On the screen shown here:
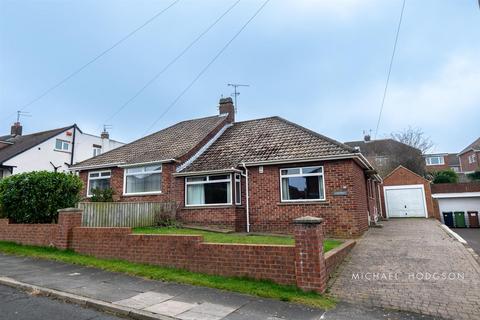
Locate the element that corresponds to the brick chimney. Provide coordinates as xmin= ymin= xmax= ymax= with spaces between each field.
xmin=10 ymin=122 xmax=22 ymax=136
xmin=219 ymin=97 xmax=235 ymax=123
xmin=100 ymin=130 xmax=109 ymax=139
xmin=364 ymin=134 xmax=371 ymax=142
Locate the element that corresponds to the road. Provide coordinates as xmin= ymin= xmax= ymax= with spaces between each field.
xmin=454 ymin=228 xmax=480 ymax=256
xmin=0 ymin=284 xmax=121 ymax=320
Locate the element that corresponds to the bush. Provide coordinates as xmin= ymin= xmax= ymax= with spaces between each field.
xmin=432 ymin=169 xmax=459 ymax=184
xmin=155 ymin=209 xmax=180 ymax=227
xmin=90 ymin=188 xmax=114 ymax=202
xmin=467 ymin=170 xmax=480 ymax=181
xmin=0 ymin=171 xmax=83 ymax=223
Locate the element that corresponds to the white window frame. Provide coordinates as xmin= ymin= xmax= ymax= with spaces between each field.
xmin=425 ymin=156 xmax=444 ymax=166
xmin=185 ymin=174 xmax=233 ymax=207
xmin=93 ymin=146 xmax=102 ymax=157
xmin=280 ymin=166 xmax=326 ymax=202
xmin=87 ymin=170 xmax=111 ymax=197
xmin=54 ymin=139 xmax=70 ymax=151
xmin=468 ymin=154 xmax=476 ymax=164
xmin=235 ymin=173 xmax=241 ymax=205
xmin=123 ymin=165 xmax=162 ymax=196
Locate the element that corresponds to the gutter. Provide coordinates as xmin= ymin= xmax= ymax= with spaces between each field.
xmin=173 ymin=167 xmax=242 ymax=177
xmin=69 ymin=162 xmax=126 ymax=171
xmin=118 ymin=159 xmax=177 ymax=168
xmin=241 ymin=162 xmax=250 ymax=233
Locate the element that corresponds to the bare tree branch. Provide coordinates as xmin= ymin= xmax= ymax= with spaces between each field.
xmin=390 ymin=126 xmax=434 ymax=154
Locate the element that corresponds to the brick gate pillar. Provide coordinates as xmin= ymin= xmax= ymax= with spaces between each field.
xmin=293 ymin=216 xmax=327 ymax=293
xmin=56 ymin=208 xmax=83 ymax=250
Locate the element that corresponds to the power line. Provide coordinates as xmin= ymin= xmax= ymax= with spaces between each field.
xmin=143 ymin=0 xmax=271 ymax=136
xmin=2 ymin=0 xmax=180 ymax=123
xmin=102 ymin=0 xmax=242 ymax=126
xmin=374 ymin=0 xmax=406 ymax=139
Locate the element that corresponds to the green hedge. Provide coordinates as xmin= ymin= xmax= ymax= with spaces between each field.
xmin=0 ymin=171 xmax=83 ymax=223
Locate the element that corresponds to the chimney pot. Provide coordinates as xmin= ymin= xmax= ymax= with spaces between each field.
xmin=11 ymin=122 xmax=22 ymax=136
xmin=101 ymin=131 xmax=109 ymax=139
xmin=218 ymin=97 xmax=235 ymax=123
xmin=364 ymin=134 xmax=371 ymax=142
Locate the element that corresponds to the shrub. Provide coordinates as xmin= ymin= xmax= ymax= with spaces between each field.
xmin=90 ymin=188 xmax=114 ymax=202
xmin=432 ymin=169 xmax=459 ymax=184
xmin=154 ymin=209 xmax=180 ymax=227
xmin=467 ymin=170 xmax=480 ymax=181
xmin=0 ymin=171 xmax=83 ymax=223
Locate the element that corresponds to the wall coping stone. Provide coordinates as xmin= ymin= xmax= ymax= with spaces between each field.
xmin=57 ymin=208 xmax=83 ymax=213
xmin=293 ymin=216 xmax=324 ymax=225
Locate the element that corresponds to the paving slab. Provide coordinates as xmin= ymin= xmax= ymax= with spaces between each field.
xmin=145 ymin=300 xmax=197 ymax=316
xmin=113 ymin=291 xmax=173 ymax=309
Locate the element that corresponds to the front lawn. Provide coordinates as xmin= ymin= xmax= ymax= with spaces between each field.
xmin=0 ymin=241 xmax=336 ymax=309
xmin=133 ymin=227 xmax=342 ymax=252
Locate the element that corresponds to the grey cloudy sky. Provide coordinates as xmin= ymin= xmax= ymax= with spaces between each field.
xmin=1 ymin=0 xmax=479 ymax=152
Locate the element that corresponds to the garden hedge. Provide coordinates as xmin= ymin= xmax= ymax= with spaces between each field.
xmin=0 ymin=171 xmax=83 ymax=223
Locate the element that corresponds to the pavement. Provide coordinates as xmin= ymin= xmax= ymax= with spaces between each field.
xmin=0 ymin=283 xmax=121 ymax=320
xmin=329 ymin=219 xmax=480 ymax=320
xmin=0 ymin=253 xmax=441 ymax=320
xmin=453 ymin=228 xmax=480 ymax=256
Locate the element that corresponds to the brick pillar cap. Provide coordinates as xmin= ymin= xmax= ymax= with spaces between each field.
xmin=293 ymin=216 xmax=323 ymax=225
xmin=57 ymin=208 xmax=82 ymax=213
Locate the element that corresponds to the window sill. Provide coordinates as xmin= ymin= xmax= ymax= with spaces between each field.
xmin=53 ymin=149 xmax=71 ymax=154
xmin=183 ymin=205 xmax=234 ymax=210
xmin=122 ymin=192 xmax=162 ymax=197
xmin=276 ymin=200 xmax=330 ymax=206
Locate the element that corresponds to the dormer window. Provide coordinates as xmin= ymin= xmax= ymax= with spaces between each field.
xmin=425 ymin=156 xmax=444 ymax=166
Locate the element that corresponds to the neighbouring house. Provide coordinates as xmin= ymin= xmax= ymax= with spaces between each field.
xmin=458 ymin=137 xmax=480 ymax=174
xmin=345 ymin=136 xmax=425 ymax=178
xmin=0 ymin=122 xmax=124 ymax=178
xmin=424 ymin=153 xmax=461 ymax=173
xmin=70 ymin=97 xmax=382 ymax=238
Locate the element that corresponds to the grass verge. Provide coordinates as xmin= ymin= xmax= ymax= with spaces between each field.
xmin=133 ymin=227 xmax=343 ymax=252
xmin=0 ymin=241 xmax=336 ymax=309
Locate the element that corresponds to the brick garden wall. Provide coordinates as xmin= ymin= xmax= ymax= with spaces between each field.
xmin=0 ymin=210 xmax=355 ymax=293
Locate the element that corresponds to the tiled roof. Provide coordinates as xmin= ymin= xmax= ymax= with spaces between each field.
xmin=181 ymin=116 xmax=356 ymax=172
xmin=71 ymin=115 xmax=227 ymax=169
xmin=459 ymin=137 xmax=480 ymax=155
xmin=344 ymin=139 xmax=421 ymax=157
xmin=0 ymin=126 xmax=73 ymax=164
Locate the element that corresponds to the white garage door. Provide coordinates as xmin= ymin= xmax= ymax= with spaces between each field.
xmin=384 ymin=185 xmax=427 ymax=218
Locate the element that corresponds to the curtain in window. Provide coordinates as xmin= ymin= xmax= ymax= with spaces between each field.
xmin=281 ymin=178 xmax=290 ymax=200
xmin=187 ymin=184 xmax=205 ymax=205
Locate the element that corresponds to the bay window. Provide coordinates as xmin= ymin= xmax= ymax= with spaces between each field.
xmin=280 ymin=166 xmax=325 ymax=201
xmin=186 ymin=174 xmax=232 ymax=206
xmin=124 ymin=165 xmax=162 ymax=195
xmin=87 ymin=171 xmax=111 ymax=196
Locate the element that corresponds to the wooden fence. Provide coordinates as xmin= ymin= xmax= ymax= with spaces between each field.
xmin=78 ymin=202 xmax=176 ymax=227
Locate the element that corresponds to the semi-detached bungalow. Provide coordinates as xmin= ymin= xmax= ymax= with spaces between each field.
xmin=71 ymin=98 xmax=382 ymax=238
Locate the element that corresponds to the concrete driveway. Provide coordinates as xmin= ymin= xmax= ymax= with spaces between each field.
xmin=329 ymin=219 xmax=480 ymax=320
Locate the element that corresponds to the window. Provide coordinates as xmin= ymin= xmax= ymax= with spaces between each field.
xmin=186 ymin=174 xmax=232 ymax=206
xmin=87 ymin=171 xmax=111 ymax=196
xmin=93 ymin=145 xmax=102 ymax=157
xmin=235 ymin=173 xmax=241 ymax=205
xmin=425 ymin=156 xmax=444 ymax=165
xmin=375 ymin=156 xmax=388 ymax=166
xmin=55 ymin=139 xmax=70 ymax=151
xmin=468 ymin=154 xmax=477 ymax=164
xmin=124 ymin=165 xmax=162 ymax=195
xmin=280 ymin=166 xmax=325 ymax=202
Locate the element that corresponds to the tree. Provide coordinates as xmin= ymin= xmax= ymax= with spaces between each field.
xmin=391 ymin=126 xmax=434 ymax=154
xmin=432 ymin=169 xmax=459 ymax=184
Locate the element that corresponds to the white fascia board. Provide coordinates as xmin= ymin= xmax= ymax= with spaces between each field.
xmin=174 ymin=167 xmax=241 ymax=177
xmin=118 ymin=159 xmax=176 ymax=168
xmin=432 ymin=192 xmax=480 ymax=199
xmin=69 ymin=162 xmax=125 ymax=171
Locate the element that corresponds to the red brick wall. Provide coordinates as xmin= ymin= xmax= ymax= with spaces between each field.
xmin=246 ymin=160 xmax=369 ymax=238
xmin=0 ymin=211 xmax=357 ymax=293
xmin=325 ymin=240 xmax=356 ymax=276
xmin=459 ymin=150 xmax=480 ymax=173
xmin=381 ymin=166 xmax=436 ymax=219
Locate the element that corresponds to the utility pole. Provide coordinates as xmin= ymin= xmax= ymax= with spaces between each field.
xmin=227 ymin=83 xmax=249 ymax=112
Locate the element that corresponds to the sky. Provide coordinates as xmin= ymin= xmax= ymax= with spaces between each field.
xmin=1 ymin=0 xmax=479 ymax=153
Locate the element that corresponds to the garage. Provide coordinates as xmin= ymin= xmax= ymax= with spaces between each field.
xmin=384 ymin=185 xmax=428 ymax=218
xmin=432 ymin=192 xmax=480 ymax=228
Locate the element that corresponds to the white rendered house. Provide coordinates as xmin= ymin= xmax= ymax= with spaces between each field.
xmin=0 ymin=122 xmax=124 ymax=178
